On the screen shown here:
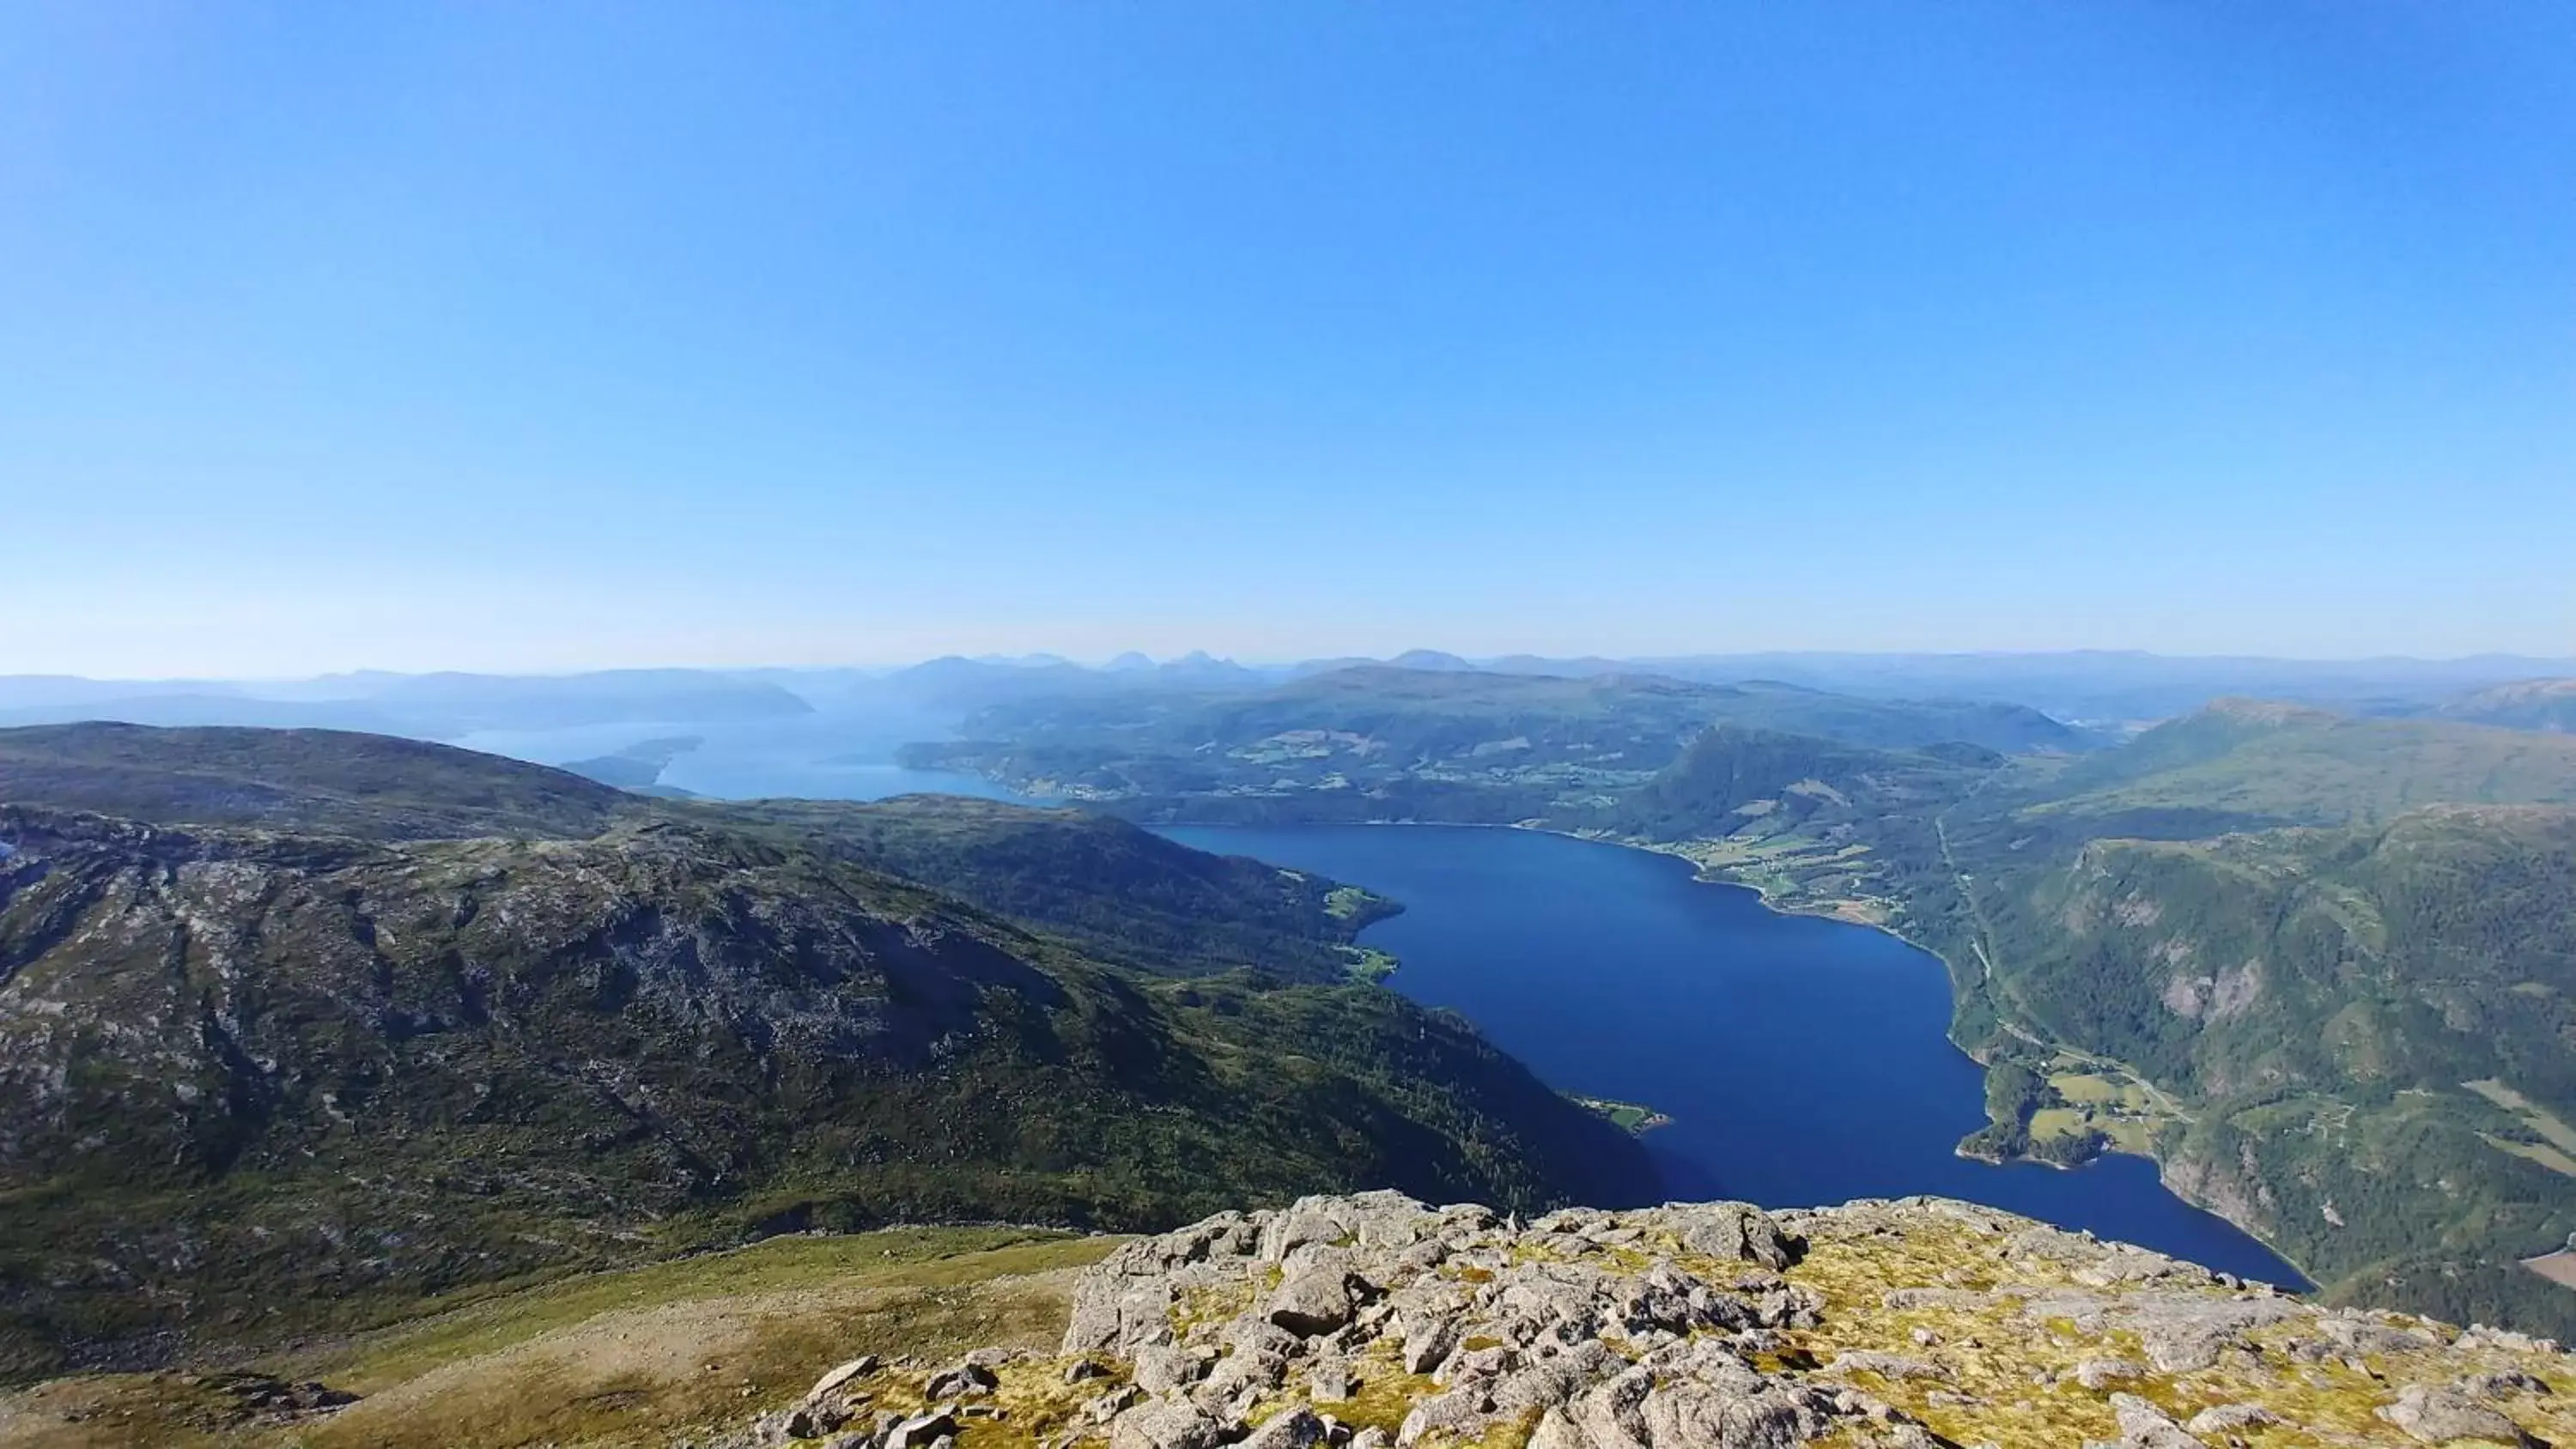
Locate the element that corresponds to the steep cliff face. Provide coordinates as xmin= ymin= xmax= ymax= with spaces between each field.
xmin=0 ymin=808 xmax=1652 ymax=1378
xmin=729 ymin=1192 xmax=2575 ymax=1449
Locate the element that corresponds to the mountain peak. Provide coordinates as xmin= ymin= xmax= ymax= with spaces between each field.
xmin=723 ymin=1191 xmax=2576 ymax=1449
xmin=1388 ymin=648 xmax=1475 ymax=671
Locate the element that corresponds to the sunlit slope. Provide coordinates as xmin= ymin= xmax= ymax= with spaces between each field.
xmin=0 ymin=730 xmax=1650 ymax=1378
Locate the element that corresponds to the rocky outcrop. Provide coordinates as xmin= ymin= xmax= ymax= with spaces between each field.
xmin=0 ymin=803 xmax=1650 ymax=1376
xmin=720 ymin=1191 xmax=2576 ymax=1449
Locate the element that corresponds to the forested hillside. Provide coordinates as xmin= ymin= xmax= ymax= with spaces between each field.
xmin=901 ymin=664 xmax=2091 ymax=815
xmin=708 ymin=793 xmax=1400 ymax=982
xmin=908 ymin=683 xmax=2576 ymax=1337
xmin=1919 ymin=712 xmax=2576 ymax=1336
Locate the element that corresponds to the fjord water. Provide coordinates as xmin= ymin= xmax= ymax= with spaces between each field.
xmin=450 ymin=722 xmax=2298 ymax=1283
xmin=451 ymin=717 xmax=1025 ymax=802
xmin=1162 ymin=822 xmax=2306 ymax=1287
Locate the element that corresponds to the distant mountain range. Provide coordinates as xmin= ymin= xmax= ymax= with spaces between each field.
xmin=0 ymin=669 xmax=813 ymax=737
xmin=858 ymin=650 xmax=2576 ymax=726
xmin=11 ymin=652 xmax=2575 ymax=744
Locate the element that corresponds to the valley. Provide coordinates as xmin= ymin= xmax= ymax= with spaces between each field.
xmin=8 ymin=658 xmax=2576 ymax=1439
xmin=901 ymin=665 xmax=2576 ymax=1339
xmin=23 ymin=6 xmax=2573 ymax=1440
xmin=0 ymin=725 xmax=1654 ymax=1379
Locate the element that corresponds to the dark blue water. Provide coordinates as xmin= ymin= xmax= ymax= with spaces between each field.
xmin=444 ymin=717 xmax=2300 ymax=1284
xmin=1161 ymin=822 xmax=2306 ymax=1287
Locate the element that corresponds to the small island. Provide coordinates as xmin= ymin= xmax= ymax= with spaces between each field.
xmin=1569 ymin=1094 xmax=1673 ymax=1136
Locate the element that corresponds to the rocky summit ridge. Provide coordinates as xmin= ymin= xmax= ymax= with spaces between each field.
xmin=725 ymin=1192 xmax=2574 ymax=1449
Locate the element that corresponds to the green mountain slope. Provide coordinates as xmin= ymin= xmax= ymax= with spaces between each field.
xmin=1899 ymin=709 xmax=2576 ymax=1335
xmin=0 ymin=723 xmax=639 ymax=840
xmin=2427 ymin=677 xmax=2576 ymax=734
xmin=1964 ymin=804 xmax=2576 ymax=1336
xmin=708 ymin=794 xmax=1398 ymax=982
xmin=902 ymin=664 xmax=2087 ymax=822
xmin=1623 ymin=707 xmax=2576 ymax=1334
xmin=0 ymin=733 xmax=1653 ymax=1379
xmin=2021 ymin=700 xmax=2576 ymax=830
xmin=894 ymin=680 xmax=2576 ymax=1337
xmin=1567 ymin=725 xmax=1996 ymax=925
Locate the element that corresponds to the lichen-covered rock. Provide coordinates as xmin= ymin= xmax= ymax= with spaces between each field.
xmin=1109 ymin=1398 xmax=1227 ymax=1449
xmin=2377 ymin=1383 xmax=2538 ymax=1445
xmin=1269 ymin=1270 xmax=1361 ymax=1337
xmin=2102 ymin=1392 xmax=2206 ymax=1448
xmin=2182 ymin=1401 xmax=2277 ymax=1435
xmin=727 ymin=1192 xmax=2576 ymax=1449
xmin=924 ymin=1361 xmax=997 ymax=1399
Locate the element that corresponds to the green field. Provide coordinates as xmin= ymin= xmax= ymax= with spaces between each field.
xmin=1567 ymin=1094 xmax=1672 ymax=1135
xmin=0 ymin=1228 xmax=1120 ymax=1449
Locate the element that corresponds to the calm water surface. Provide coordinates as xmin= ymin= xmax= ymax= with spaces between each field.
xmin=456 ymin=721 xmax=2299 ymax=1283
xmin=1162 ymin=822 xmax=2306 ymax=1287
xmin=453 ymin=715 xmax=1026 ymax=803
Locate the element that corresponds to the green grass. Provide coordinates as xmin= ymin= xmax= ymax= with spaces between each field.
xmin=2027 ymin=708 xmax=2576 ymax=828
xmin=1342 ymin=945 xmax=1400 ymax=981
xmin=285 ymin=1227 xmax=1090 ymax=1392
xmin=0 ymin=1230 xmax=1123 ymax=1449
xmin=2466 ymin=1079 xmax=2576 ymax=1158
xmin=1565 ymin=1094 xmax=1669 ymax=1135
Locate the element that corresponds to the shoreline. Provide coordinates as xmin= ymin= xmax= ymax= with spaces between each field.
xmin=1566 ymin=1094 xmax=1675 ymax=1137
xmin=1520 ymin=820 xmax=2323 ymax=1292
xmin=925 ymin=777 xmax=2322 ymax=1294
xmin=1146 ymin=808 xmax=2324 ymax=1293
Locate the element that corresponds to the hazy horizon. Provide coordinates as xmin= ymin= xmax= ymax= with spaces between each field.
xmin=8 ymin=4 xmax=2572 ymax=676
xmin=14 ymin=643 xmax=2576 ymax=689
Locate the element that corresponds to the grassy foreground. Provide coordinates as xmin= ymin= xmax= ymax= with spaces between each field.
xmin=0 ymin=1229 xmax=1121 ymax=1449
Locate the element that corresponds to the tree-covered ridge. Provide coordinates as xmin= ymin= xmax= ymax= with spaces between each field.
xmin=1920 ymin=712 xmax=2576 ymax=1337
xmin=1937 ymin=803 xmax=2576 ymax=1337
xmin=705 ymin=793 xmax=1400 ymax=983
xmin=1821 ymin=712 xmax=2576 ymax=1337
xmin=905 ymin=685 xmax=2576 ymax=1337
xmin=900 ymin=664 xmax=2092 ymax=812
xmin=0 ymin=735 xmax=1654 ymax=1379
xmin=2016 ymin=703 xmax=2576 ymax=830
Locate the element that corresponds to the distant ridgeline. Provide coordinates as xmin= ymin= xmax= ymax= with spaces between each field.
xmin=0 ymin=723 xmax=1651 ymax=1379
xmin=905 ymin=667 xmax=2576 ymax=1339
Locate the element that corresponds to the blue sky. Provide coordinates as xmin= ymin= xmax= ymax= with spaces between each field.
xmin=4 ymin=2 xmax=2571 ymax=676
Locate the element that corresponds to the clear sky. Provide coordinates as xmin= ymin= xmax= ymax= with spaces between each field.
xmin=4 ymin=2 xmax=2572 ymax=676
